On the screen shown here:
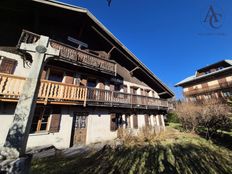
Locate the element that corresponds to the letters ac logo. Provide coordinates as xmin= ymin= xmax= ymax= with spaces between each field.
xmin=204 ymin=5 xmax=222 ymax=29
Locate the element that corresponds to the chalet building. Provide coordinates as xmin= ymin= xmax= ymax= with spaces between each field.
xmin=175 ymin=60 xmax=232 ymax=101
xmin=0 ymin=0 xmax=174 ymax=149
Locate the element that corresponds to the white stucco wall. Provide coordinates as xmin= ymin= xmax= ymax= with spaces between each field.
xmin=0 ymin=103 xmax=15 ymax=147
xmin=27 ymin=108 xmax=73 ymax=149
xmin=0 ymin=51 xmax=30 ymax=77
xmin=0 ymin=103 xmax=73 ymax=149
xmin=123 ymin=81 xmax=160 ymax=98
xmin=137 ymin=114 xmax=145 ymax=128
xmin=86 ymin=114 xmax=117 ymax=144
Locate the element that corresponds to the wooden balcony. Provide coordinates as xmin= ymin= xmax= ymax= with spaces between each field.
xmin=0 ymin=73 xmax=171 ymax=110
xmin=17 ymin=30 xmax=117 ymax=76
xmin=184 ymin=81 xmax=232 ymax=96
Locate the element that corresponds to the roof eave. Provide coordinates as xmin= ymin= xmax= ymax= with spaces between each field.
xmin=175 ymin=66 xmax=232 ymax=87
xmin=32 ymin=0 xmax=174 ymax=97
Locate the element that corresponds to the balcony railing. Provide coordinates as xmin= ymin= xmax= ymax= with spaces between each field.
xmin=17 ymin=30 xmax=117 ymax=76
xmin=184 ymin=81 xmax=232 ymax=96
xmin=0 ymin=73 xmax=171 ymax=110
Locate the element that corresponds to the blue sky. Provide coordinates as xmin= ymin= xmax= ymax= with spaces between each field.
xmin=59 ymin=0 xmax=232 ymax=99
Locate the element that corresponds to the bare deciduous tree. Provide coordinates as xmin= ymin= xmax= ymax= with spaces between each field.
xmin=175 ymin=99 xmax=231 ymax=139
xmin=199 ymin=100 xmax=231 ymax=139
xmin=175 ymin=102 xmax=201 ymax=132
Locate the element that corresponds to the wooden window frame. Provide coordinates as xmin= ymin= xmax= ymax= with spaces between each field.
xmin=31 ymin=107 xmax=51 ymax=133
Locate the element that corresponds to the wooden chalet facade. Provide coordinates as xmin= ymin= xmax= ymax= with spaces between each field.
xmin=175 ymin=60 xmax=232 ymax=102
xmin=0 ymin=0 xmax=174 ymax=149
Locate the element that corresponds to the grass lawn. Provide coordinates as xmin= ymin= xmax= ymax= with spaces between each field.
xmin=31 ymin=127 xmax=232 ymax=174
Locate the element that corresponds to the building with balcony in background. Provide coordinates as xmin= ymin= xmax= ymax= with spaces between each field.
xmin=0 ymin=0 xmax=174 ymax=149
xmin=175 ymin=60 xmax=232 ymax=102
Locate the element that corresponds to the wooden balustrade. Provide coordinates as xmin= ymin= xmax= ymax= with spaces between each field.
xmin=0 ymin=73 xmax=25 ymax=98
xmin=184 ymin=81 xmax=232 ymax=96
xmin=38 ymin=80 xmax=87 ymax=104
xmin=0 ymin=73 xmax=171 ymax=109
xmin=18 ymin=30 xmax=117 ymax=75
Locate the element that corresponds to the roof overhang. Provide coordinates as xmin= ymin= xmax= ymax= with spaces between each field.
xmin=175 ymin=66 xmax=232 ymax=87
xmin=31 ymin=0 xmax=174 ymax=98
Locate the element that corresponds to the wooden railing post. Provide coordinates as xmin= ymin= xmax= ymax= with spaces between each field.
xmin=111 ymin=91 xmax=114 ymax=106
xmin=83 ymin=87 xmax=88 ymax=107
xmin=44 ymin=82 xmax=51 ymax=105
xmin=130 ymin=94 xmax=133 ymax=108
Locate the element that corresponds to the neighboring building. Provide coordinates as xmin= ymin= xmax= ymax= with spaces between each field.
xmin=175 ymin=60 xmax=232 ymax=101
xmin=0 ymin=0 xmax=174 ymax=149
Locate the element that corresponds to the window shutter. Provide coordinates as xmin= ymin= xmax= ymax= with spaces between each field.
xmin=41 ymin=70 xmax=47 ymax=79
xmin=81 ymin=77 xmax=87 ymax=86
xmin=145 ymin=115 xmax=149 ymax=127
xmin=65 ymin=72 xmax=74 ymax=84
xmin=0 ymin=57 xmax=17 ymax=74
xmin=123 ymin=85 xmax=128 ymax=93
xmin=49 ymin=108 xmax=61 ymax=133
xmin=110 ymin=84 xmax=114 ymax=91
xmin=133 ymin=115 xmax=138 ymax=129
xmin=110 ymin=113 xmax=116 ymax=131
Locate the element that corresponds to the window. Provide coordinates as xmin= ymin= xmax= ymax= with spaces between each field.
xmin=87 ymin=79 xmax=96 ymax=88
xmin=65 ymin=72 xmax=74 ymax=84
xmin=217 ymin=66 xmax=224 ymax=71
xmin=114 ymin=84 xmax=121 ymax=91
xmin=110 ymin=113 xmax=123 ymax=131
xmin=123 ymin=85 xmax=128 ymax=93
xmin=75 ymin=116 xmax=87 ymax=129
xmin=48 ymin=69 xmax=64 ymax=82
xmin=30 ymin=107 xmax=51 ymax=133
xmin=130 ymin=87 xmax=137 ymax=94
xmin=0 ymin=57 xmax=17 ymax=74
xmin=30 ymin=107 xmax=62 ymax=133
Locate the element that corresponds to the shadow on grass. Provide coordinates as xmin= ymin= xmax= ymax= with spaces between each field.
xmin=198 ymin=131 xmax=232 ymax=151
xmin=31 ymin=141 xmax=232 ymax=174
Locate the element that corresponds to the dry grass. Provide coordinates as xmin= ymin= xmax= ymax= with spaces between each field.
xmin=31 ymin=127 xmax=232 ymax=174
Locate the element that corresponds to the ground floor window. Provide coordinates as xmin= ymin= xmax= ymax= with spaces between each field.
xmin=110 ymin=113 xmax=123 ymax=131
xmin=30 ymin=106 xmax=51 ymax=133
xmin=30 ymin=106 xmax=62 ymax=133
xmin=75 ymin=116 xmax=87 ymax=129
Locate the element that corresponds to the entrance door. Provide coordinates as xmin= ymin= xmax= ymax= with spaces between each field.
xmin=72 ymin=113 xmax=88 ymax=145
